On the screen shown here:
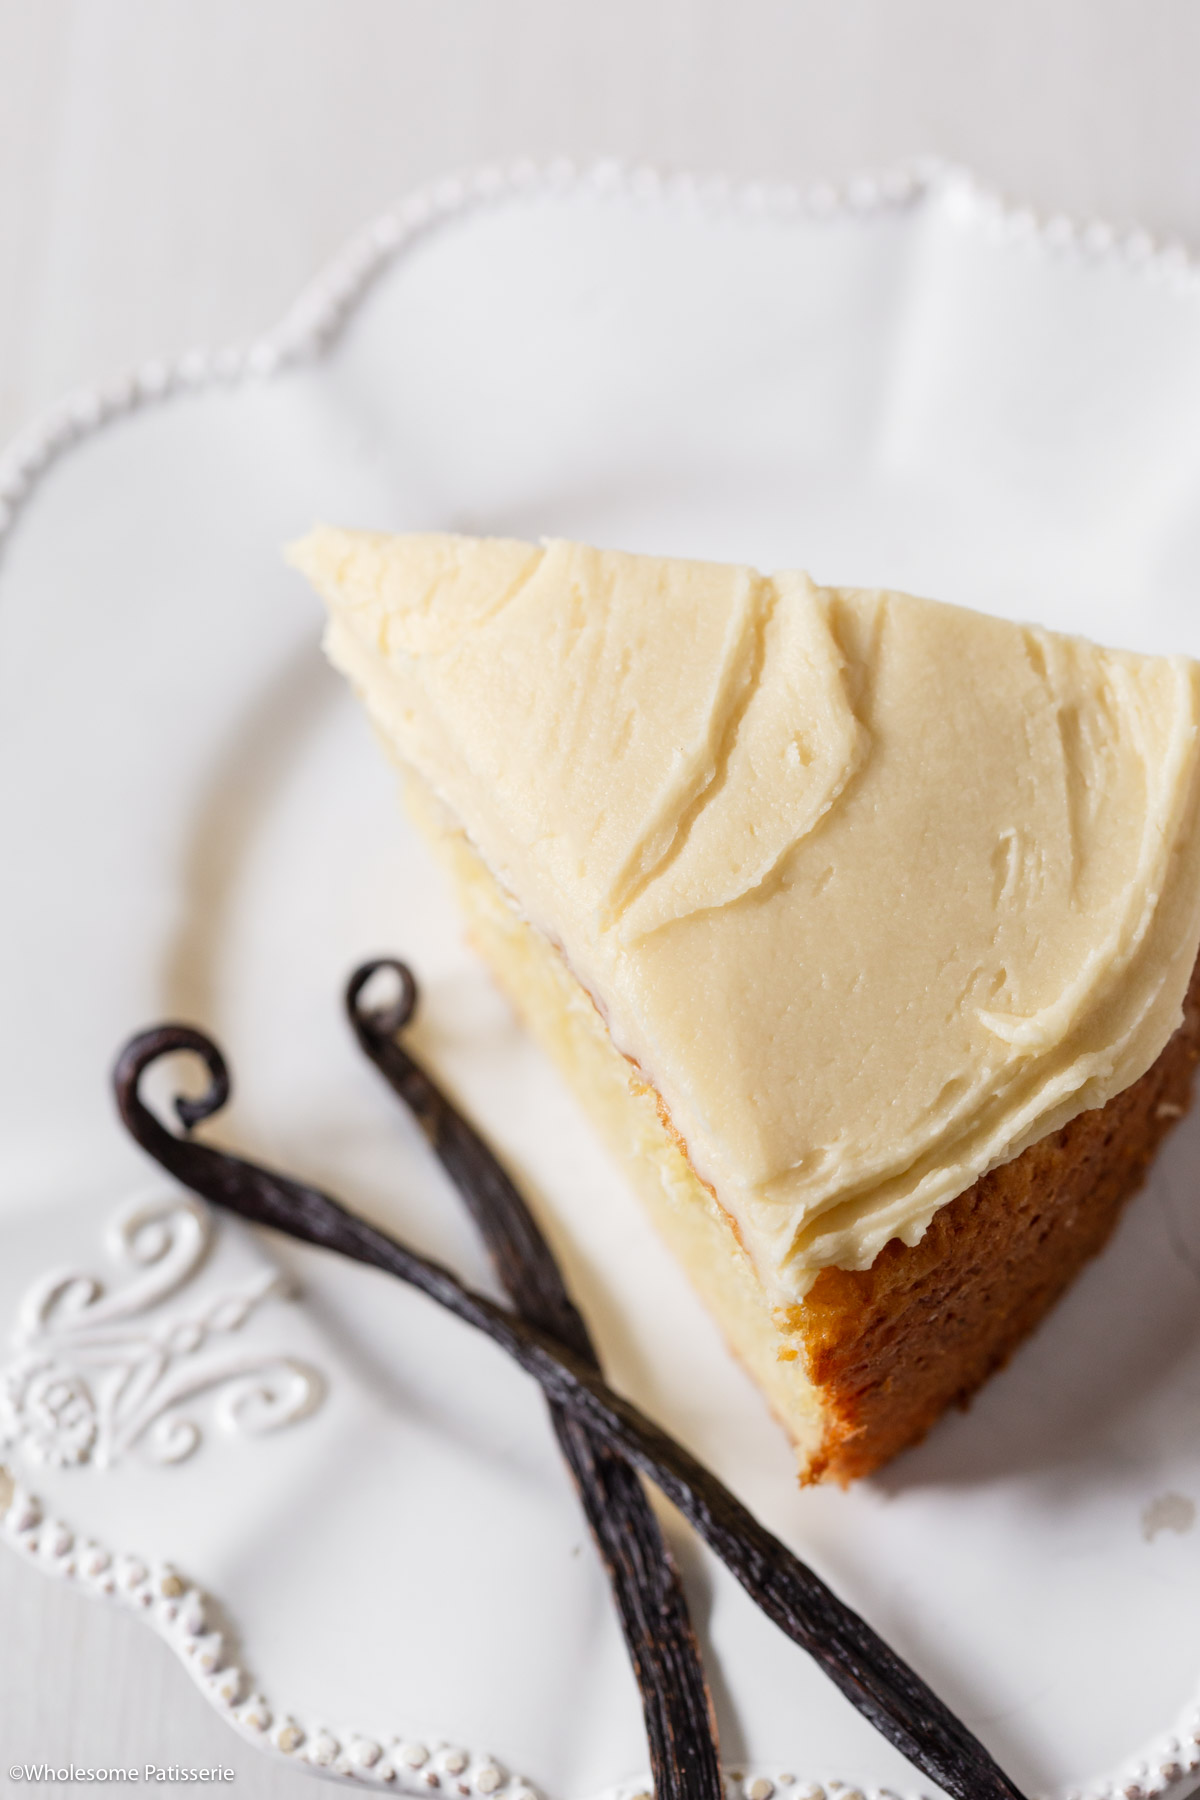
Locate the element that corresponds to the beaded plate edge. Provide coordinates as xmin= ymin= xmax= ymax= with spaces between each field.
xmin=3 ymin=154 xmax=1200 ymax=1800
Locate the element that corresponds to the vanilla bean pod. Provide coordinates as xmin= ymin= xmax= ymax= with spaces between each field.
xmin=113 ymin=1024 xmax=1027 ymax=1800
xmin=346 ymin=958 xmax=719 ymax=1799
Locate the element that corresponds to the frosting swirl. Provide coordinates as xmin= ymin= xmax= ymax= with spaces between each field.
xmin=294 ymin=530 xmax=1200 ymax=1301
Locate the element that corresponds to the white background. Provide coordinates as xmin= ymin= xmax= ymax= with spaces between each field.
xmin=4 ymin=3 xmax=1200 ymax=1795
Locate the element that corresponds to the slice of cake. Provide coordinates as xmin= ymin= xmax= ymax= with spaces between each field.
xmin=291 ymin=530 xmax=1200 ymax=1483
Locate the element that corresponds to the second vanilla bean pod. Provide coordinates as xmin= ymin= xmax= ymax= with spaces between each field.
xmin=114 ymin=1023 xmax=1028 ymax=1800
xmin=346 ymin=958 xmax=720 ymax=1799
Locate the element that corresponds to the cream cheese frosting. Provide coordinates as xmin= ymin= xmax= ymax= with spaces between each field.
xmin=291 ymin=530 xmax=1200 ymax=1303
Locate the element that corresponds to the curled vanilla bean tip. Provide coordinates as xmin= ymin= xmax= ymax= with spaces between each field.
xmin=114 ymin=1024 xmax=231 ymax=1138
xmin=347 ymin=954 xmax=722 ymax=1799
xmin=346 ymin=958 xmax=418 ymax=1039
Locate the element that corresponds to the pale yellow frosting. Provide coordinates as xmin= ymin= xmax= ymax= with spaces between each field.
xmin=290 ymin=530 xmax=1200 ymax=1303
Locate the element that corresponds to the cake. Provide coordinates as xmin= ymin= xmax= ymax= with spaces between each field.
xmin=291 ymin=529 xmax=1200 ymax=1483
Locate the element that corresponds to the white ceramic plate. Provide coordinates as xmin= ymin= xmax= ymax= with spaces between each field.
xmin=3 ymin=160 xmax=1200 ymax=1800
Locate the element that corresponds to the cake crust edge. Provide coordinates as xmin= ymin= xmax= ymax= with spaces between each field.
xmin=799 ymin=954 xmax=1200 ymax=1482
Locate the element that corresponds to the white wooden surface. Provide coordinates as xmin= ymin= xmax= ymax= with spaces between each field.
xmin=4 ymin=3 xmax=1200 ymax=1794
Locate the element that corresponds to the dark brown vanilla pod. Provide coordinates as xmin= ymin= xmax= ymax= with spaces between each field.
xmin=113 ymin=1025 xmax=1029 ymax=1800
xmin=346 ymin=959 xmax=720 ymax=1800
